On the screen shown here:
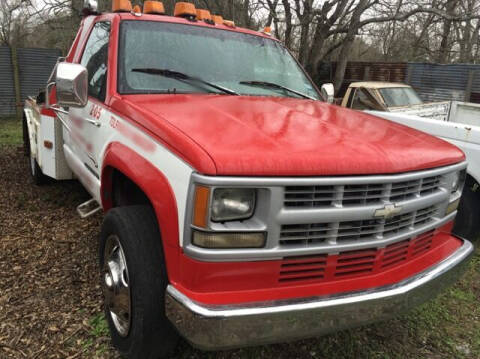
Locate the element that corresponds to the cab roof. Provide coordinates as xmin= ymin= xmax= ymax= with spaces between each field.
xmin=116 ymin=12 xmax=275 ymax=40
xmin=350 ymin=81 xmax=411 ymax=89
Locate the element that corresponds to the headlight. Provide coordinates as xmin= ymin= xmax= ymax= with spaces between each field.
xmin=211 ymin=188 xmax=256 ymax=222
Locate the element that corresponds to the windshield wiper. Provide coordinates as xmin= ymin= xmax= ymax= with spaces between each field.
xmin=239 ymin=81 xmax=316 ymax=100
xmin=132 ymin=68 xmax=238 ymax=96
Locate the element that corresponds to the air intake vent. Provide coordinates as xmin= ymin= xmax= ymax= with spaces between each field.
xmin=335 ymin=249 xmax=376 ymax=277
xmin=279 ymin=254 xmax=327 ymax=283
xmin=278 ymin=229 xmax=439 ymax=285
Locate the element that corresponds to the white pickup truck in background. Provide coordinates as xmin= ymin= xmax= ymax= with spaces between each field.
xmin=338 ymin=82 xmax=480 ymax=241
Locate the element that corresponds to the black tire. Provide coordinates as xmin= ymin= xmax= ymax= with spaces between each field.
xmin=99 ymin=205 xmax=179 ymax=359
xmin=22 ymin=115 xmax=30 ymax=157
xmin=453 ymin=177 xmax=480 ymax=243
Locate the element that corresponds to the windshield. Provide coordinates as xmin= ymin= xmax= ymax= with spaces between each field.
xmin=118 ymin=21 xmax=320 ymax=99
xmin=378 ymin=87 xmax=423 ymax=107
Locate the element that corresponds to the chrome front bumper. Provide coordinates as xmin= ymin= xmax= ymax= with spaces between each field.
xmin=165 ymin=239 xmax=473 ymax=350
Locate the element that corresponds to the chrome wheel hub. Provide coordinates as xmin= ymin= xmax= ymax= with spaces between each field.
xmin=102 ymin=235 xmax=131 ymax=337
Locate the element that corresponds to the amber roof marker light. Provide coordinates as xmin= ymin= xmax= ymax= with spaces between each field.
xmin=174 ymin=2 xmax=197 ymax=21
xmin=143 ymin=1 xmax=165 ymax=14
xmin=212 ymin=15 xmax=223 ymax=25
xmin=132 ymin=4 xmax=141 ymax=13
xmin=196 ymin=9 xmax=214 ymax=24
xmin=112 ymin=0 xmax=132 ymax=12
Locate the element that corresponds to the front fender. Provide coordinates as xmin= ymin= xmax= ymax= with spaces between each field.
xmin=101 ymin=142 xmax=181 ymax=281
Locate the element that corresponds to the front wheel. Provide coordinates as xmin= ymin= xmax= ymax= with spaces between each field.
xmin=99 ymin=205 xmax=178 ymax=359
xmin=453 ymin=177 xmax=480 ymax=243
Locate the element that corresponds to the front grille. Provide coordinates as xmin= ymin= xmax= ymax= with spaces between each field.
xmin=278 ymin=230 xmax=435 ymax=283
xmin=279 ymin=206 xmax=437 ymax=247
xmin=284 ymin=175 xmax=442 ymax=208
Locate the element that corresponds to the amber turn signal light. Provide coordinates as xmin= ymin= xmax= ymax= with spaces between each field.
xmin=192 ymin=231 xmax=266 ymax=249
xmin=143 ymin=0 xmax=165 ymax=14
xmin=193 ymin=186 xmax=210 ymax=228
xmin=112 ymin=0 xmax=132 ymax=12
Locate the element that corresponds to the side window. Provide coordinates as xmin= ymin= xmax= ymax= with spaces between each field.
xmin=80 ymin=22 xmax=111 ymax=102
xmin=351 ymin=88 xmax=378 ymax=111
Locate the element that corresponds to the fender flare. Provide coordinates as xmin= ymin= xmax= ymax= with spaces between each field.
xmin=101 ymin=142 xmax=181 ymax=281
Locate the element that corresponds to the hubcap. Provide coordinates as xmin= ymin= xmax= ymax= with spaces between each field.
xmin=102 ymin=235 xmax=131 ymax=337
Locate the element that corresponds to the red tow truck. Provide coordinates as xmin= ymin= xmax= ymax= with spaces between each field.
xmin=23 ymin=1 xmax=473 ymax=358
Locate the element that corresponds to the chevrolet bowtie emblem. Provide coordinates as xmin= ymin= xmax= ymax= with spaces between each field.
xmin=374 ymin=203 xmax=402 ymax=219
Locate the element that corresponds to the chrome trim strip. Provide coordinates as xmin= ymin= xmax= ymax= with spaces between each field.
xmin=166 ymin=239 xmax=473 ymax=350
xmin=277 ymin=190 xmax=447 ymax=224
xmin=184 ymin=211 xmax=456 ymax=261
xmin=192 ymin=161 xmax=467 ymax=187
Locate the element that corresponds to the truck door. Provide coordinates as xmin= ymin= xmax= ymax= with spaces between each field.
xmin=65 ymin=21 xmax=111 ymax=198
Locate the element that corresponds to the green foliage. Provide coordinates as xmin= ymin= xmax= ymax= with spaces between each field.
xmin=0 ymin=117 xmax=22 ymax=145
xmin=89 ymin=313 xmax=110 ymax=338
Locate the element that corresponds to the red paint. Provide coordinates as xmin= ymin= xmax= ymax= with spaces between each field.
xmin=171 ymin=222 xmax=462 ymax=305
xmin=110 ymin=95 xmax=217 ymax=173
xmin=113 ymin=116 xmax=156 ymax=153
xmin=40 ymin=108 xmax=56 ymax=118
xmin=120 ymin=95 xmax=465 ymax=176
xmin=101 ymin=142 xmax=182 ymax=282
xmin=90 ymin=104 xmax=102 ymax=120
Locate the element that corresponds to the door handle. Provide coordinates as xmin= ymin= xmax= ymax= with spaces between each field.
xmin=86 ymin=118 xmax=101 ymax=127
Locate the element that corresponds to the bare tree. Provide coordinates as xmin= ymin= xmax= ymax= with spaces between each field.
xmin=0 ymin=0 xmax=34 ymax=46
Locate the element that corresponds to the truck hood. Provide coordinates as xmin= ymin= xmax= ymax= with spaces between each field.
xmin=116 ymin=95 xmax=464 ymax=176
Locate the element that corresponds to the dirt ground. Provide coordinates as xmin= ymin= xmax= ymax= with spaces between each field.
xmin=1 ymin=120 xmax=480 ymax=358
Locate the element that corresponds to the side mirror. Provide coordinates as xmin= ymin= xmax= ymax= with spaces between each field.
xmin=56 ymin=62 xmax=88 ymax=108
xmin=321 ymin=83 xmax=335 ymax=104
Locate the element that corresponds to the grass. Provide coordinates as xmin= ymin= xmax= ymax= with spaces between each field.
xmin=0 ymin=116 xmax=22 ymax=146
xmin=89 ymin=313 xmax=109 ymax=338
